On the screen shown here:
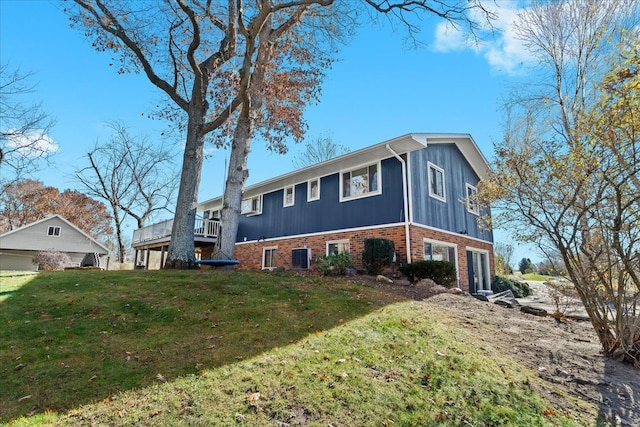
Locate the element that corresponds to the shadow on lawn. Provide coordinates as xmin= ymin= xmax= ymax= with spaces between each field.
xmin=0 ymin=270 xmax=405 ymax=423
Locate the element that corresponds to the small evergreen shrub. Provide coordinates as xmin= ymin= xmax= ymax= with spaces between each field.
xmin=491 ymin=275 xmax=532 ymax=298
xmin=33 ymin=250 xmax=72 ymax=271
xmin=316 ymin=252 xmax=353 ymax=276
xmin=362 ymin=238 xmax=395 ymax=275
xmin=399 ymin=260 xmax=457 ymax=288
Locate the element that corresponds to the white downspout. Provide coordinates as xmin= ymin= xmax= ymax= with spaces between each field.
xmin=386 ymin=145 xmax=411 ymax=264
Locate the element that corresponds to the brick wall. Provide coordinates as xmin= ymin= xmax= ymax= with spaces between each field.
xmin=229 ymin=225 xmax=407 ymax=271
xmin=204 ymin=224 xmax=494 ymax=293
xmin=408 ymin=224 xmax=495 ymax=291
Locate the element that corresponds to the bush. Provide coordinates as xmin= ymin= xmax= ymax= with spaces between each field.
xmin=491 ymin=275 xmax=532 ymax=298
xmin=362 ymin=238 xmax=395 ymax=275
xmin=33 ymin=250 xmax=72 ymax=271
xmin=399 ymin=260 xmax=457 ymax=288
xmin=316 ymin=252 xmax=353 ymax=276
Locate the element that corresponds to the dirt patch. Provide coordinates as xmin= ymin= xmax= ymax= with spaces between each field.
xmin=352 ymin=276 xmax=640 ymax=424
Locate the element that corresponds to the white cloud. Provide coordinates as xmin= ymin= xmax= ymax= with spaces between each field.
xmin=5 ymin=129 xmax=59 ymax=157
xmin=433 ymin=21 xmax=468 ymax=53
xmin=433 ymin=2 xmax=533 ymax=75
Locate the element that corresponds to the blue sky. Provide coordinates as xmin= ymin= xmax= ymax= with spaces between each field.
xmin=1 ymin=0 xmax=538 ymax=265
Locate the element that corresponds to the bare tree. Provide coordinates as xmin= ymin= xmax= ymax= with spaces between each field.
xmin=75 ymin=122 xmax=177 ymax=263
xmin=66 ymin=0 xmax=493 ymax=268
xmin=292 ymin=133 xmax=349 ymax=169
xmin=0 ymin=63 xmax=57 ymax=189
xmin=481 ymin=0 xmax=640 ymax=364
xmin=493 ymin=242 xmax=514 ymax=275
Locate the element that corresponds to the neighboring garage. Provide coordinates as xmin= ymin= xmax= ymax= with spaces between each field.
xmin=0 ymin=215 xmax=110 ymax=271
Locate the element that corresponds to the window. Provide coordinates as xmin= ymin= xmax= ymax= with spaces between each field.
xmin=241 ymin=195 xmax=262 ymax=215
xmin=47 ymin=226 xmax=61 ymax=237
xmin=284 ymin=185 xmax=295 ymax=207
xmin=428 ymin=162 xmax=446 ymax=202
xmin=466 ymin=183 xmax=479 ymax=215
xmin=262 ymin=247 xmax=277 ymax=270
xmin=327 ymin=240 xmax=350 ymax=255
xmin=423 ymin=240 xmax=456 ymax=263
xmin=308 ymin=179 xmax=320 ymax=201
xmin=341 ymin=162 xmax=380 ymax=201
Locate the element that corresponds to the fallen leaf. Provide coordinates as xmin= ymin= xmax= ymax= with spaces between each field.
xmin=436 ymin=351 xmax=447 ymax=357
xmin=18 ymin=395 xmax=32 ymax=402
xmin=14 ymin=363 xmax=26 ymax=371
xmin=87 ymin=375 xmax=97 ymax=383
xmin=336 ymin=358 xmax=346 ymax=364
xmin=156 ymin=373 xmax=166 ymax=382
xmin=245 ymin=392 xmax=260 ymax=402
xmin=336 ymin=372 xmax=348 ymax=379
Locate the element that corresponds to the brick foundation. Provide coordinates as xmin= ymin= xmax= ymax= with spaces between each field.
xmin=203 ymin=224 xmax=494 ymax=293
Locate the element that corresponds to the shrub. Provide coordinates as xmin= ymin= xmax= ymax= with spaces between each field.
xmin=362 ymin=238 xmax=395 ymax=275
xmin=316 ymin=252 xmax=353 ymax=276
xmin=33 ymin=250 xmax=72 ymax=271
xmin=399 ymin=260 xmax=457 ymax=288
xmin=491 ymin=275 xmax=532 ymax=298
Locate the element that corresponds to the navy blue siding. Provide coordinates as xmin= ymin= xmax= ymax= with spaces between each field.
xmin=410 ymin=144 xmax=493 ymax=242
xmin=236 ymin=157 xmax=405 ymax=242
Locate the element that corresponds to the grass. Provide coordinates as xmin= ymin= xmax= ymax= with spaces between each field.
xmin=517 ymin=272 xmax=551 ymax=282
xmin=1 ymin=270 xmax=590 ymax=426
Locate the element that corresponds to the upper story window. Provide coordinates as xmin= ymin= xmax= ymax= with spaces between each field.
xmin=47 ymin=226 xmax=61 ymax=237
xmin=428 ymin=162 xmax=446 ymax=202
xmin=327 ymin=239 xmax=350 ymax=255
xmin=284 ymin=185 xmax=295 ymax=207
xmin=308 ymin=179 xmax=320 ymax=202
xmin=340 ymin=162 xmax=380 ymax=201
xmin=241 ymin=195 xmax=262 ymax=216
xmin=466 ymin=183 xmax=479 ymax=215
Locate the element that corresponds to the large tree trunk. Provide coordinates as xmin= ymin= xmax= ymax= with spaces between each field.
xmin=216 ymin=16 xmax=272 ymax=261
xmin=217 ymin=117 xmax=252 ymax=260
xmin=164 ymin=114 xmax=205 ymax=269
xmin=113 ymin=210 xmax=126 ymax=263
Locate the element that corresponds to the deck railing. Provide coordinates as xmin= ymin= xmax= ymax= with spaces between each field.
xmin=132 ymin=218 xmax=220 ymax=245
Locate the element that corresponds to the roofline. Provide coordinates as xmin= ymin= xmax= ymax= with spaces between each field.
xmin=198 ymin=132 xmax=491 ymax=208
xmin=0 ymin=214 xmax=111 ymax=254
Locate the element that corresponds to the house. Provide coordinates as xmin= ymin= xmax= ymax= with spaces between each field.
xmin=0 ymin=215 xmax=110 ymax=271
xmin=133 ymin=133 xmax=494 ymax=292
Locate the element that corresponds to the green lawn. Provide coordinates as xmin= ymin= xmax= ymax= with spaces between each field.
xmin=1 ymin=270 xmax=589 ymax=426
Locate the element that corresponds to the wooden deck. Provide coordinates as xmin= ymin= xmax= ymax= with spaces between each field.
xmin=132 ymin=218 xmax=220 ymax=249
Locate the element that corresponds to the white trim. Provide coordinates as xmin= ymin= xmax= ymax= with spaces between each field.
xmin=411 ymin=222 xmax=494 ymax=245
xmin=261 ymin=246 xmax=278 ymax=270
xmin=47 ymin=226 xmax=61 ymax=237
xmin=235 ymin=222 xmax=493 ymax=248
xmin=307 ymin=178 xmax=320 ymax=202
xmin=386 ymin=145 xmax=411 ymax=265
xmin=465 ymin=183 xmax=479 ymax=215
xmin=339 ymin=160 xmax=382 ymax=202
xmin=423 ymin=238 xmax=459 ymax=282
xmin=241 ymin=195 xmax=263 ymax=216
xmin=466 ymin=246 xmax=492 ymax=291
xmin=235 ymin=222 xmax=407 ymax=245
xmin=326 ymin=239 xmax=350 ymax=255
xmin=406 ymin=154 xmax=414 ymax=223
xmin=283 ymin=185 xmax=295 ymax=207
xmin=428 ymin=161 xmax=446 ymax=202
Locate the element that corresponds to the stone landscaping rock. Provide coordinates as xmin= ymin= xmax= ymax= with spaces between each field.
xmin=521 ymin=305 xmax=548 ymax=317
xmin=376 ymin=275 xmax=393 ymax=284
xmin=415 ymin=278 xmax=437 ymax=289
